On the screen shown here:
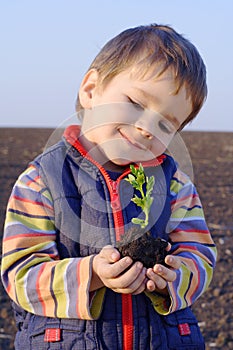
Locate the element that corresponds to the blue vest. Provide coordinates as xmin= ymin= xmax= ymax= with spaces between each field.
xmin=12 ymin=138 xmax=205 ymax=349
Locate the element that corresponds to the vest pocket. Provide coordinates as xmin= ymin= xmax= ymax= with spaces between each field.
xmin=28 ymin=316 xmax=92 ymax=350
xmin=161 ymin=307 xmax=205 ymax=350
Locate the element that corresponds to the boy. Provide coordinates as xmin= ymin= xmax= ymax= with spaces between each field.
xmin=1 ymin=24 xmax=216 ymax=349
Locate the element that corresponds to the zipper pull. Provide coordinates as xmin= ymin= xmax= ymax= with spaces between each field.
xmin=110 ymin=180 xmax=121 ymax=211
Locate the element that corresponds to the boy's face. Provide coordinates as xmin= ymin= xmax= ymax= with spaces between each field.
xmin=79 ymin=67 xmax=192 ymax=170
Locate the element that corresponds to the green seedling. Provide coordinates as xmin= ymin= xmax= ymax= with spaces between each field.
xmin=125 ymin=163 xmax=155 ymax=229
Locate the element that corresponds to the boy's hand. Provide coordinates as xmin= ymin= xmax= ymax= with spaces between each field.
xmin=145 ymin=254 xmax=181 ymax=294
xmin=91 ymin=245 xmax=147 ymax=295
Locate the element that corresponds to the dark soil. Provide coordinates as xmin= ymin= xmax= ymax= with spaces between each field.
xmin=117 ymin=229 xmax=168 ymax=268
xmin=0 ymin=128 xmax=232 ymax=350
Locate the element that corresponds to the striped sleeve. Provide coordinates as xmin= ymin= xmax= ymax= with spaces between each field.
xmin=147 ymin=168 xmax=217 ymax=315
xmin=1 ymin=165 xmax=104 ymax=320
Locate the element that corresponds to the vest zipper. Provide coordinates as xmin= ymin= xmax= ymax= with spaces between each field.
xmin=107 ymin=178 xmax=133 ymax=350
xmin=109 ymin=179 xmax=124 ymax=241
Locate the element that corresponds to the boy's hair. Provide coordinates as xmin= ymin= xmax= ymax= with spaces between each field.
xmin=76 ymin=24 xmax=207 ymax=129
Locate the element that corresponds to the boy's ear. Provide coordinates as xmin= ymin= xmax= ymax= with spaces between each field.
xmin=78 ymin=69 xmax=99 ymax=109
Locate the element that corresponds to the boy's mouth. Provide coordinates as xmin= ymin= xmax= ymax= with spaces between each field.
xmin=118 ymin=129 xmax=147 ymax=151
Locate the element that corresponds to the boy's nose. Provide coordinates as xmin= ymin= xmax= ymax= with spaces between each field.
xmin=136 ymin=126 xmax=153 ymax=140
xmin=135 ymin=117 xmax=154 ymax=139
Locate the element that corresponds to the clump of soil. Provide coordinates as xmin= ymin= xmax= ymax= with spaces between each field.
xmin=116 ymin=227 xmax=168 ymax=268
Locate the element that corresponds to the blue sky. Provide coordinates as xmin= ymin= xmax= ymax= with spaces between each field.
xmin=1 ymin=0 xmax=233 ymax=131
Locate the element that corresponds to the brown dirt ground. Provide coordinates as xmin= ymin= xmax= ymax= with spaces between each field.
xmin=0 ymin=128 xmax=232 ymax=350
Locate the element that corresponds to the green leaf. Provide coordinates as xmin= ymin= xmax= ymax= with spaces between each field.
xmin=137 ymin=173 xmax=145 ymax=186
xmin=130 ymin=164 xmax=137 ymax=176
xmin=132 ymin=218 xmax=146 ymax=227
xmin=131 ymin=196 xmax=144 ymax=207
xmin=145 ymin=196 xmax=154 ymax=208
xmin=127 ymin=174 xmax=135 ymax=182
xmin=146 ymin=176 xmax=155 ymax=195
xmin=139 ymin=163 xmax=144 ymax=173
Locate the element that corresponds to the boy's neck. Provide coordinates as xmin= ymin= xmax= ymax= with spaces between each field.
xmin=103 ymin=161 xmax=128 ymax=173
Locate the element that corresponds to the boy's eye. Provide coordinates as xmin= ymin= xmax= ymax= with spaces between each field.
xmin=158 ymin=120 xmax=175 ymax=134
xmin=128 ymin=97 xmax=144 ymax=111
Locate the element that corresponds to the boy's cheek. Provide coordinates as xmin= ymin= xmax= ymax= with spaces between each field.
xmin=82 ymin=103 xmax=142 ymax=128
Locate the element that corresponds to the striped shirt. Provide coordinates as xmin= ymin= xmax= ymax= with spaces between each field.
xmin=1 ymin=162 xmax=217 ymax=319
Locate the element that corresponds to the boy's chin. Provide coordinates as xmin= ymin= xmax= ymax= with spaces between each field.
xmin=98 ymin=143 xmax=160 ymax=168
xmin=100 ymin=150 xmax=159 ymax=170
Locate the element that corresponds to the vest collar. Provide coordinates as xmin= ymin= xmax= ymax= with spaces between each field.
xmin=63 ymin=124 xmax=166 ymax=170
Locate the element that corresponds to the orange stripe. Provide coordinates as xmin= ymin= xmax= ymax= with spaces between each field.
xmin=173 ymin=247 xmax=213 ymax=265
xmin=3 ymin=235 xmax=56 ymax=252
xmin=26 ymin=175 xmax=40 ymax=186
xmin=168 ymin=280 xmax=178 ymax=311
xmin=12 ymin=195 xmax=53 ymax=211
xmin=171 ymin=194 xmax=200 ymax=208
xmin=169 ymin=231 xmax=213 ymax=244
xmin=77 ymin=257 xmax=93 ymax=319
xmin=36 ymin=263 xmax=47 ymax=315
xmin=76 ymin=260 xmax=81 ymax=319
xmin=3 ymin=232 xmax=56 ymax=241
xmin=10 ymin=200 xmax=53 ymax=217
xmin=180 ymin=257 xmax=199 ymax=304
xmin=41 ymin=261 xmax=57 ymax=316
xmin=6 ymin=281 xmax=12 ymax=296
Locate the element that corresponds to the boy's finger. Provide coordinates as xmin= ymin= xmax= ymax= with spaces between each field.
xmin=151 ymin=264 xmax=177 ymax=283
xmin=111 ymin=260 xmax=143 ymax=287
xmin=113 ymin=265 xmax=146 ymax=292
xmin=100 ymin=245 xmax=120 ymax=262
xmin=132 ymin=276 xmax=147 ymax=295
xmin=104 ymin=256 xmax=133 ymax=279
xmin=146 ymin=279 xmax=156 ymax=292
xmin=165 ymin=242 xmax=172 ymax=251
xmin=122 ymin=266 xmax=146 ymax=291
xmin=146 ymin=270 xmax=168 ymax=290
xmin=165 ymin=255 xmax=181 ymax=269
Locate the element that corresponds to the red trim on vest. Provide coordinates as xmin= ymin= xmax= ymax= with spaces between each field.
xmin=122 ymin=294 xmax=134 ymax=350
xmin=178 ymin=323 xmax=191 ymax=336
xmin=44 ymin=328 xmax=61 ymax=342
